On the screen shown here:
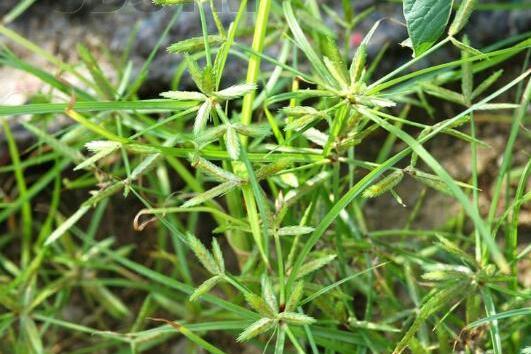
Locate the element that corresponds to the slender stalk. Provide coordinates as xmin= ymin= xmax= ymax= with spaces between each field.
xmin=233 ymin=0 xmax=273 ymax=267
xmin=197 ymin=0 xmax=212 ymax=67
xmin=240 ymin=0 xmax=272 ymax=133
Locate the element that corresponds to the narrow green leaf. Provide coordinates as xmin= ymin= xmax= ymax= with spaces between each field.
xmin=45 ymin=205 xmax=91 ymax=246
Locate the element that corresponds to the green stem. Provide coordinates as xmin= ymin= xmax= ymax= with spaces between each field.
xmin=197 ymin=0 xmax=212 ymax=67
xmin=240 ymin=0 xmax=272 ymax=133
xmin=232 ymin=0 xmax=273 ymax=267
xmin=273 ymin=231 xmax=285 ymax=304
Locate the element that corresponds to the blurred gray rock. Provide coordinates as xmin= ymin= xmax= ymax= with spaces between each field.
xmin=1 ymin=0 xmax=530 ymax=95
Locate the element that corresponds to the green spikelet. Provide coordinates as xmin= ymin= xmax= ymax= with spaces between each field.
xmin=362 ymin=170 xmax=404 ymax=198
xmin=181 ymin=180 xmax=240 ymax=208
xmin=211 ymin=238 xmax=225 ymax=274
xmin=168 ymin=35 xmax=224 ymax=54
xmin=261 ymin=276 xmax=278 ymax=314
xmin=193 ymin=156 xmax=239 ymax=182
xmin=190 ymin=276 xmax=222 ymax=302
xmin=237 ymin=318 xmax=275 ymax=342
xmin=187 ymin=233 xmax=220 ymax=275
xmin=225 ymin=125 xmax=241 ymax=160
xmin=350 ymin=44 xmax=367 ymax=85
xmin=244 ymin=292 xmax=275 ymax=318
xmin=277 ymin=312 xmax=316 ymax=325
xmin=256 ymin=159 xmax=293 ymax=180
xmin=285 ymin=281 xmax=304 ymax=312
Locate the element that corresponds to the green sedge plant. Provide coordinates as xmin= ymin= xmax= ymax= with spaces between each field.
xmin=0 ymin=0 xmax=530 ymax=353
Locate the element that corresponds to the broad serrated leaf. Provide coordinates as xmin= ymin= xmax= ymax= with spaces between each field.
xmin=403 ymin=0 xmax=453 ymax=56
